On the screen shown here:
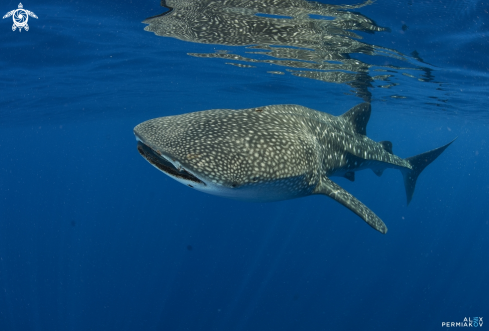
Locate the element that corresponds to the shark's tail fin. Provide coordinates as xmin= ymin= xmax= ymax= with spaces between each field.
xmin=402 ymin=138 xmax=456 ymax=205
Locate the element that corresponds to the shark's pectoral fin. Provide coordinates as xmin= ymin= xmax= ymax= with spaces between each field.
xmin=313 ymin=176 xmax=387 ymax=234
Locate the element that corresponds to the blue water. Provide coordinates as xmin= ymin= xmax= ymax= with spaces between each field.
xmin=1 ymin=0 xmax=488 ymax=330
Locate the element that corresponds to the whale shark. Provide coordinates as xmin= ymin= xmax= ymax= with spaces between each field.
xmin=134 ymin=103 xmax=455 ymax=234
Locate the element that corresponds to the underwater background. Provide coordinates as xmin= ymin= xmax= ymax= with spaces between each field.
xmin=1 ymin=0 xmax=488 ymax=330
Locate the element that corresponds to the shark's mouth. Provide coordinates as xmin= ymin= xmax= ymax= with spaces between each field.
xmin=136 ymin=141 xmax=204 ymax=185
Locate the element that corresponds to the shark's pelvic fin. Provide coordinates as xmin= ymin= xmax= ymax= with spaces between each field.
xmin=403 ymin=138 xmax=457 ymax=205
xmin=314 ymin=176 xmax=387 ymax=234
xmin=372 ymin=169 xmax=384 ymax=177
xmin=373 ymin=140 xmax=392 ymax=177
xmin=343 ymin=171 xmax=355 ymax=182
xmin=340 ymin=103 xmax=371 ymax=135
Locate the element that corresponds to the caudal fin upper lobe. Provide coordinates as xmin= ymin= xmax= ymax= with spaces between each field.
xmin=402 ymin=138 xmax=457 ymax=204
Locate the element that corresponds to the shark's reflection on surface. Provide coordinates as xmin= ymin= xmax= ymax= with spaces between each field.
xmin=143 ymin=0 xmax=433 ymax=102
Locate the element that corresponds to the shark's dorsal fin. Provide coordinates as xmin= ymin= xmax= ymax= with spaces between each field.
xmin=379 ymin=141 xmax=393 ymax=154
xmin=313 ymin=176 xmax=387 ymax=234
xmin=340 ymin=103 xmax=371 ymax=136
xmin=343 ymin=171 xmax=355 ymax=182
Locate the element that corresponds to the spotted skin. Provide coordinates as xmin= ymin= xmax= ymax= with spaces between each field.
xmin=134 ymin=103 xmax=455 ymax=234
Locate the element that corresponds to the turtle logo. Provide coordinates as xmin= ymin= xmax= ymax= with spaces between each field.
xmin=3 ymin=3 xmax=38 ymax=32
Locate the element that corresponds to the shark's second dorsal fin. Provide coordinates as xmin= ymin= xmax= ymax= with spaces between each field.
xmin=379 ymin=141 xmax=393 ymax=154
xmin=340 ymin=103 xmax=371 ymax=136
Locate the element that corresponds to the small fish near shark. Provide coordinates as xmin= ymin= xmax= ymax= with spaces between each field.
xmin=134 ymin=103 xmax=455 ymax=234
